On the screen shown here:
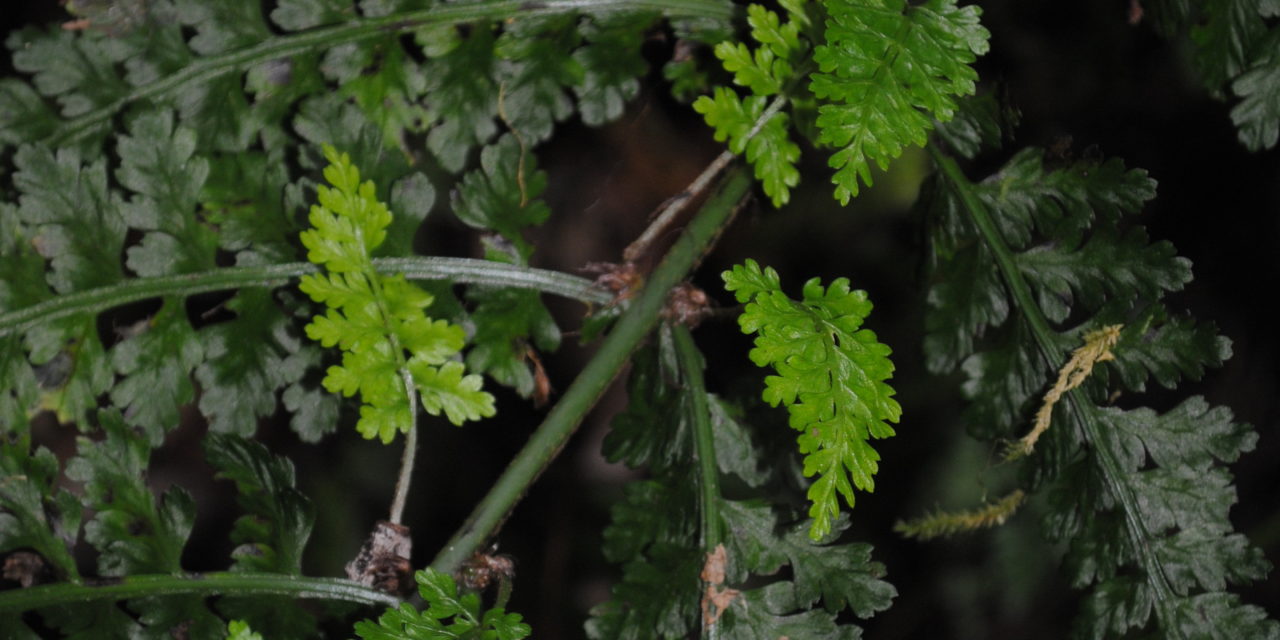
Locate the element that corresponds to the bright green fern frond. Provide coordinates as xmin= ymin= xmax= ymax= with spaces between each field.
xmin=589 ymin=338 xmax=894 ymax=638
xmin=723 ymin=259 xmax=901 ymax=540
xmin=354 ymin=568 xmax=531 ymax=640
xmin=695 ymin=3 xmax=805 ymax=207
xmin=714 ymin=4 xmax=803 ymax=96
xmin=225 ymin=620 xmax=264 ymax=640
xmin=299 ymin=145 xmax=494 ymax=443
xmin=694 ymin=89 xmax=800 ymax=207
xmin=811 ymin=0 xmax=990 ymax=204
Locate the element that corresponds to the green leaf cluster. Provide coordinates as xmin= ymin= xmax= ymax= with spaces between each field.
xmin=451 ymin=135 xmax=561 ymax=399
xmin=226 ymin=619 xmax=265 ymax=640
xmin=0 ymin=0 xmax=703 ymax=443
xmin=588 ymin=330 xmax=894 ymax=639
xmin=0 ymin=411 xmax=325 ymax=637
xmin=0 ymin=0 xmax=695 ymax=159
xmin=723 ymin=259 xmax=900 ymax=540
xmin=353 ymin=568 xmax=531 ymax=640
xmin=0 ymin=109 xmax=330 ymax=444
xmin=693 ymin=3 xmax=807 ymax=207
xmin=1145 ymin=0 xmax=1280 ymax=149
xmin=921 ymin=103 xmax=1277 ymax=637
xmin=811 ymin=0 xmax=989 ymax=204
xmin=299 ymin=145 xmax=495 ymax=442
xmin=692 ymin=0 xmax=989 ymax=206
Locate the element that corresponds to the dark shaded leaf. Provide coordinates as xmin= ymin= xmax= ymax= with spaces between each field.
xmin=108 ymin=298 xmax=203 ymax=444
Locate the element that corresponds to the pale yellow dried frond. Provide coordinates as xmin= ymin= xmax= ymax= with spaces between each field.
xmin=1005 ymin=324 xmax=1123 ymax=461
xmin=895 ymin=490 xmax=1027 ymax=541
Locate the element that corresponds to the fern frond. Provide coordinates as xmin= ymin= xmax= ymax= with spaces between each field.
xmin=694 ymin=3 xmax=805 ymax=207
xmin=811 ymin=0 xmax=989 ymax=204
xmin=299 ymin=145 xmax=494 ymax=442
xmin=723 ymin=259 xmax=901 ymax=540
xmin=590 ymin=337 xmax=894 ymax=638
xmin=1144 ymin=0 xmax=1280 ymax=149
xmin=924 ymin=135 xmax=1278 ymax=637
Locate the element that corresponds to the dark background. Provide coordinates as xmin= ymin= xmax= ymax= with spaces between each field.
xmin=3 ymin=1 xmax=1277 ymax=638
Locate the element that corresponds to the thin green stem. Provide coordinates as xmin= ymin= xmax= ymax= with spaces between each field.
xmin=0 ymin=257 xmax=610 ymax=338
xmin=430 ymin=168 xmax=752 ymax=575
xmin=927 ymin=143 xmax=1182 ymax=633
xmin=0 ymin=572 xmax=399 ymax=615
xmin=624 ymin=149 xmax=735 ymax=264
xmin=390 ymin=369 xmax=419 ymax=526
xmin=925 ymin=146 xmax=1058 ymax=351
xmin=355 ymin=245 xmax=420 ymax=526
xmin=622 ymin=94 xmax=787 ymax=264
xmin=43 ymin=0 xmax=735 ymax=147
xmin=672 ymin=324 xmax=722 ymax=550
xmin=672 ymin=324 xmax=723 ymax=640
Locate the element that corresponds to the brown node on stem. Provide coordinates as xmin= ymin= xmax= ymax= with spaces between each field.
xmin=458 ymin=547 xmax=517 ymax=592
xmin=345 ymin=521 xmax=413 ymax=596
xmin=700 ymin=544 xmax=740 ymax=627
xmin=583 ymin=261 xmax=644 ymax=304
xmin=663 ymin=282 xmax=711 ymax=328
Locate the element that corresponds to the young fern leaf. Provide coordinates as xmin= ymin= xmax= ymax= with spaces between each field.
xmin=723 ymin=259 xmax=901 ymax=540
xmin=353 ymin=568 xmax=531 ymax=640
xmin=225 ymin=619 xmax=264 ymax=640
xmin=299 ymin=145 xmax=494 ymax=443
xmin=694 ymin=4 xmax=804 ymax=207
xmin=695 ymin=0 xmax=988 ymax=207
xmin=812 ymin=0 xmax=990 ymax=204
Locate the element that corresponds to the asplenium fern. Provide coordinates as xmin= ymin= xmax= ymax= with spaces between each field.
xmin=695 ymin=0 xmax=990 ymax=206
xmin=299 ymin=145 xmax=495 ymax=443
xmin=0 ymin=1 xmax=1276 ymax=639
xmin=693 ymin=4 xmax=805 ymax=207
xmin=723 ymin=259 xmax=901 ymax=540
xmin=917 ymin=95 xmax=1279 ymax=638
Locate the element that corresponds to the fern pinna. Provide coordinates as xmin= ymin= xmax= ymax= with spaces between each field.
xmin=913 ymin=95 xmax=1279 ymax=638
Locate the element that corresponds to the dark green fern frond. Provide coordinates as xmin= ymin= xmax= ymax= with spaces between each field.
xmin=920 ymin=113 xmax=1278 ymax=636
xmin=1145 ymin=0 xmax=1280 ymax=149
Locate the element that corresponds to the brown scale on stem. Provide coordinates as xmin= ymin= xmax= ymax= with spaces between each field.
xmin=345 ymin=521 xmax=413 ymax=596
